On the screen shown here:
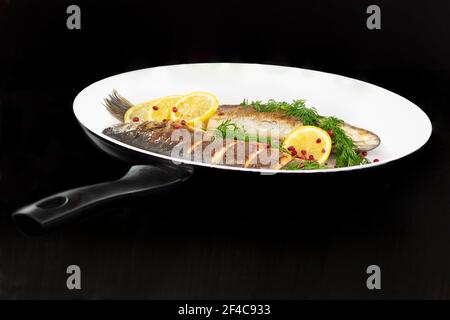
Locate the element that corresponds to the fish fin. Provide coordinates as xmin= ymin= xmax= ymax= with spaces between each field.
xmin=103 ymin=89 xmax=134 ymax=121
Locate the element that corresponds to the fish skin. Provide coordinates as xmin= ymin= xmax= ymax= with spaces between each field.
xmin=207 ymin=105 xmax=302 ymax=143
xmin=103 ymin=121 xmax=179 ymax=156
xmin=102 ymin=121 xmax=293 ymax=169
xmin=207 ymin=105 xmax=380 ymax=152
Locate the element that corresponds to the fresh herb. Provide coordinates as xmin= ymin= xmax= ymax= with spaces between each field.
xmin=319 ymin=117 xmax=370 ymax=167
xmin=216 ymin=119 xmax=238 ymax=135
xmin=215 ymin=119 xmax=271 ymax=144
xmin=241 ymin=99 xmax=319 ymax=125
xmin=241 ymin=99 xmax=370 ymax=167
xmin=283 ymin=160 xmax=326 ymax=171
xmin=278 ymin=145 xmax=291 ymax=155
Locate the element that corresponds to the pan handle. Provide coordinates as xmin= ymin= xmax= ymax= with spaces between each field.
xmin=12 ymin=164 xmax=193 ymax=235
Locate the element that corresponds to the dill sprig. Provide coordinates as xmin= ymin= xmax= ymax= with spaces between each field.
xmin=318 ymin=117 xmax=369 ymax=167
xmin=241 ymin=99 xmax=319 ymax=125
xmin=283 ymin=100 xmax=319 ymax=126
xmin=215 ymin=119 xmax=271 ymax=144
xmin=241 ymin=99 xmax=370 ymax=167
xmin=283 ymin=160 xmax=326 ymax=171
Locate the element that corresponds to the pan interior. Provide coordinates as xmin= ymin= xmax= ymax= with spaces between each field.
xmin=73 ymin=63 xmax=431 ymax=173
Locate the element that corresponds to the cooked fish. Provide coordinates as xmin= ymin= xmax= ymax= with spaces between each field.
xmin=105 ymin=90 xmax=380 ymax=152
xmin=102 ymin=90 xmax=379 ymax=169
xmin=207 ymin=105 xmax=380 ymax=152
xmin=103 ymin=121 xmax=294 ymax=169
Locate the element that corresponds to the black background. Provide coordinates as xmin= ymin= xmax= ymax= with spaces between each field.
xmin=1 ymin=0 xmax=450 ymax=299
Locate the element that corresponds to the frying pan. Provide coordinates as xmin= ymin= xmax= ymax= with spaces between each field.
xmin=11 ymin=63 xmax=432 ymax=235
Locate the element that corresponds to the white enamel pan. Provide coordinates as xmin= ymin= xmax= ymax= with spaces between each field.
xmin=12 ymin=63 xmax=432 ymax=235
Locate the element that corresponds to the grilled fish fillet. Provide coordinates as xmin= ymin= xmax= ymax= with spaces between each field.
xmin=103 ymin=121 xmax=294 ymax=169
xmin=207 ymin=105 xmax=380 ymax=152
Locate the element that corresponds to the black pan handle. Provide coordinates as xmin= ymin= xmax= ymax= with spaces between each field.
xmin=12 ymin=164 xmax=193 ymax=235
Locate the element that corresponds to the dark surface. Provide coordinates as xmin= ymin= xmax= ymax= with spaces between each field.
xmin=1 ymin=0 xmax=450 ymax=299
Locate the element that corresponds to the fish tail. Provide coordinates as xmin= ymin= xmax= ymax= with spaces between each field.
xmin=339 ymin=122 xmax=381 ymax=152
xmin=103 ymin=90 xmax=134 ymax=121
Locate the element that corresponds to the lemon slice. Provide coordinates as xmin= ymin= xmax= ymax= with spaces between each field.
xmin=146 ymin=95 xmax=183 ymax=122
xmin=282 ymin=126 xmax=332 ymax=164
xmin=124 ymin=98 xmax=159 ymax=123
xmin=170 ymin=92 xmax=219 ymax=126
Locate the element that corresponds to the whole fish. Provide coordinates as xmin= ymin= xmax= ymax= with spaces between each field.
xmin=103 ymin=120 xmax=294 ymax=169
xmin=104 ymin=90 xmax=380 ymax=152
xmin=207 ymin=105 xmax=380 ymax=152
xmin=102 ymin=90 xmax=379 ymax=169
